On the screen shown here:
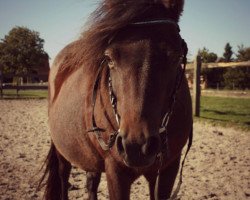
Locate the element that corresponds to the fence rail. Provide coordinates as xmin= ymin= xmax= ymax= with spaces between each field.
xmin=186 ymin=61 xmax=250 ymax=69
xmin=1 ymin=84 xmax=48 ymax=90
xmin=0 ymin=84 xmax=48 ymax=98
xmin=0 ymin=73 xmax=48 ymax=97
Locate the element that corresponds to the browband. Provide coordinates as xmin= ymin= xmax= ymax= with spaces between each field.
xmin=131 ymin=19 xmax=180 ymax=31
xmin=131 ymin=19 xmax=177 ymax=25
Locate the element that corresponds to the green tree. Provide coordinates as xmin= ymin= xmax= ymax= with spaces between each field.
xmin=223 ymin=43 xmax=233 ymax=62
xmin=198 ymin=47 xmax=218 ymax=63
xmin=236 ymin=44 xmax=250 ymax=61
xmin=0 ymin=26 xmax=48 ymax=74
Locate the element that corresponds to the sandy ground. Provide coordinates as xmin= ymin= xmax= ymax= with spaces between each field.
xmin=0 ymin=99 xmax=249 ymax=200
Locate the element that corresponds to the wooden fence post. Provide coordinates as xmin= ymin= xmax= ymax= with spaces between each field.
xmin=193 ymin=55 xmax=201 ymax=117
xmin=0 ymin=70 xmax=2 ymax=98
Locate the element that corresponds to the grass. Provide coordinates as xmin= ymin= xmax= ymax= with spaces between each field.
xmin=0 ymin=89 xmax=48 ymax=99
xmin=1 ymin=89 xmax=249 ymax=130
xmin=198 ymin=96 xmax=250 ymax=131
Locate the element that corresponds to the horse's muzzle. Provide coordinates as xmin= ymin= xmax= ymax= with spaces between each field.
xmin=116 ymin=133 xmax=160 ymax=168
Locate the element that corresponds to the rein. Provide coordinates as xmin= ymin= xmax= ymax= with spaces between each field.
xmin=87 ymin=19 xmax=193 ymax=200
xmin=153 ymin=40 xmax=194 ymax=200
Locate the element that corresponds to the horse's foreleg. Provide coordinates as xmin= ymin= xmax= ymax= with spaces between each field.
xmin=105 ymin=160 xmax=135 ymax=200
xmin=56 ymin=151 xmax=72 ymax=200
xmin=144 ymin=173 xmax=156 ymax=200
xmin=86 ymin=172 xmax=101 ymax=200
xmin=156 ymin=156 xmax=181 ymax=199
xmin=145 ymin=156 xmax=181 ymax=200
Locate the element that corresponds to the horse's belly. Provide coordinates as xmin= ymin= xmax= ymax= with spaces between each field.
xmin=51 ymin=130 xmax=104 ymax=172
xmin=48 ymin=76 xmax=104 ymax=172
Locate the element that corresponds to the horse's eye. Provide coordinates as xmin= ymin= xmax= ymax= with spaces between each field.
xmin=105 ymin=56 xmax=115 ymax=69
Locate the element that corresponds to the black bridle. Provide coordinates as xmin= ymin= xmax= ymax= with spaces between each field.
xmin=88 ymin=19 xmax=188 ymax=150
xmin=87 ymin=19 xmax=193 ymax=200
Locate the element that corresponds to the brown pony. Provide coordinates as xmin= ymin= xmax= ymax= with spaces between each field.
xmin=39 ymin=0 xmax=192 ymax=199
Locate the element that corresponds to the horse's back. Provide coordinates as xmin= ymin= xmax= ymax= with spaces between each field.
xmin=49 ymin=41 xmax=80 ymax=104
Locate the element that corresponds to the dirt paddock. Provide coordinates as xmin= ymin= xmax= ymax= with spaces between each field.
xmin=0 ymin=99 xmax=249 ymax=200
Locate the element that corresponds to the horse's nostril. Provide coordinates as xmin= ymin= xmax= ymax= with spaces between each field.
xmin=116 ymin=135 xmax=124 ymax=155
xmin=142 ymin=136 xmax=160 ymax=156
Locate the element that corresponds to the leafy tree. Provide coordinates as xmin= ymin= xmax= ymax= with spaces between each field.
xmin=223 ymin=43 xmax=233 ymax=62
xmin=236 ymin=44 xmax=250 ymax=61
xmin=207 ymin=52 xmax=218 ymax=63
xmin=198 ymin=47 xmax=218 ymax=63
xmin=0 ymin=26 xmax=48 ymax=74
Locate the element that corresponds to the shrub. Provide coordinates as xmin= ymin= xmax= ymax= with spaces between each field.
xmin=223 ymin=67 xmax=250 ymax=89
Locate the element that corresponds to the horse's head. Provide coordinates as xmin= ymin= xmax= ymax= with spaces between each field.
xmin=103 ymin=6 xmax=186 ymax=167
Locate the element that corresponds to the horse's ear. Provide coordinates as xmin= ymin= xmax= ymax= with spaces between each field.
xmin=161 ymin=0 xmax=184 ymax=21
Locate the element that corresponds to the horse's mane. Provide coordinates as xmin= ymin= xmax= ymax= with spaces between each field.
xmin=57 ymin=0 xmax=184 ymax=73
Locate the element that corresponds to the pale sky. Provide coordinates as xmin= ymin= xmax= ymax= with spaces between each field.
xmin=1 ymin=0 xmax=250 ymax=63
